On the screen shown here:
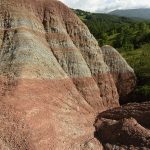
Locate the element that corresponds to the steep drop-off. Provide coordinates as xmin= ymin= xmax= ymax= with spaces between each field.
xmin=0 ymin=0 xmax=136 ymax=149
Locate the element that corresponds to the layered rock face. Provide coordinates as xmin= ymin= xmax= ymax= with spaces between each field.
xmin=0 ymin=0 xmax=136 ymax=149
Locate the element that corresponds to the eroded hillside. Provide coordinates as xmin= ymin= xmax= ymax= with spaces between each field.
xmin=0 ymin=0 xmax=142 ymax=149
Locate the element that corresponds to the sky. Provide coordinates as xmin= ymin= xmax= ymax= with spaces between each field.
xmin=59 ymin=0 xmax=150 ymax=13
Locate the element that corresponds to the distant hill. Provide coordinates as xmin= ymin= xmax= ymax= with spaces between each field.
xmin=109 ymin=8 xmax=150 ymax=20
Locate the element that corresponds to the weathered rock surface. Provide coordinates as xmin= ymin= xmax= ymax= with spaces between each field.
xmin=101 ymin=45 xmax=136 ymax=100
xmin=94 ymin=102 xmax=150 ymax=149
xmin=0 ymin=0 xmax=136 ymax=149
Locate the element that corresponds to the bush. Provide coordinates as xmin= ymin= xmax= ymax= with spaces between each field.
xmin=136 ymin=85 xmax=150 ymax=98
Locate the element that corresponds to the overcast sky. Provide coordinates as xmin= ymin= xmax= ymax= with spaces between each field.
xmin=59 ymin=0 xmax=150 ymax=13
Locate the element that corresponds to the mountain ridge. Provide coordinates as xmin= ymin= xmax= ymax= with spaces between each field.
xmin=109 ymin=8 xmax=150 ymax=20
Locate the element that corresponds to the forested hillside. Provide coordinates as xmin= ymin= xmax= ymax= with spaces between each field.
xmin=74 ymin=9 xmax=150 ymax=102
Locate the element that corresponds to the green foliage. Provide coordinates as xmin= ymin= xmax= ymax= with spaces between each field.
xmin=121 ymin=44 xmax=150 ymax=77
xmin=136 ymin=85 xmax=150 ymax=98
xmin=119 ymin=44 xmax=150 ymax=101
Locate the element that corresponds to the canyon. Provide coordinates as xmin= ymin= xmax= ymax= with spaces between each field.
xmin=0 ymin=0 xmax=149 ymax=149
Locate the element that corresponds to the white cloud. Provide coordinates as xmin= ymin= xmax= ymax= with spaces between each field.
xmin=59 ymin=0 xmax=150 ymax=12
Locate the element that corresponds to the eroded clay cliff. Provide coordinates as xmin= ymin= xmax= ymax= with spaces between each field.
xmin=0 ymin=0 xmax=136 ymax=149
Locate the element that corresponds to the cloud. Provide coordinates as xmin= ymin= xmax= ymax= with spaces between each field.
xmin=59 ymin=0 xmax=150 ymax=12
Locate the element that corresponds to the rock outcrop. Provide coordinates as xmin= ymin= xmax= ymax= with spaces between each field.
xmin=94 ymin=102 xmax=150 ymax=149
xmin=0 ymin=0 xmax=136 ymax=149
xmin=101 ymin=45 xmax=136 ymax=100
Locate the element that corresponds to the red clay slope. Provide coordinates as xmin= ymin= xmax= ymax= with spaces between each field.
xmin=0 ymin=0 xmax=136 ymax=149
